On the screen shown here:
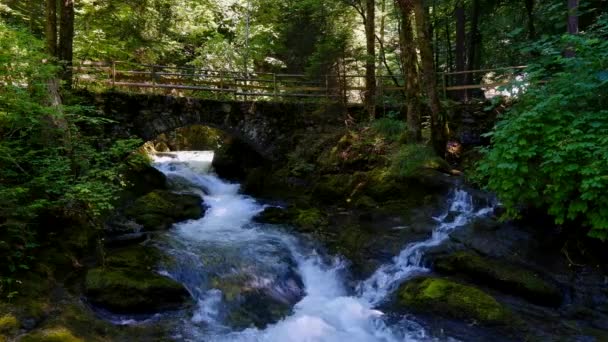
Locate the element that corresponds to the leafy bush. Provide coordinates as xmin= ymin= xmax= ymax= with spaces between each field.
xmin=0 ymin=22 xmax=144 ymax=294
xmin=477 ymin=16 xmax=608 ymax=240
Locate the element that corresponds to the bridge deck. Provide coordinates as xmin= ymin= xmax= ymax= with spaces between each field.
xmin=73 ymin=61 xmax=527 ymax=103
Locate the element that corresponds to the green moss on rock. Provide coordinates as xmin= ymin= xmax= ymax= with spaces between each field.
xmin=312 ymin=174 xmax=354 ymax=203
xmin=0 ymin=314 xmax=18 ymax=335
xmin=435 ymin=251 xmax=562 ymax=306
xmin=125 ymin=190 xmax=203 ymax=230
xmin=398 ymin=277 xmax=514 ymax=325
xmin=105 ymin=246 xmax=161 ymax=270
xmin=85 ymin=268 xmax=189 ymax=313
xmin=19 ymin=327 xmax=83 ymax=342
xmin=293 ymin=208 xmax=328 ymax=232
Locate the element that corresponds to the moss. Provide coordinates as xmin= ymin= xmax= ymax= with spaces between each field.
xmin=0 ymin=314 xmax=18 ymax=335
xmin=435 ymin=251 xmax=562 ymax=306
xmin=353 ymin=195 xmax=378 ymax=209
xmin=358 ymin=168 xmax=406 ymax=201
xmin=20 ymin=327 xmax=83 ymax=342
xmin=125 ymin=190 xmax=203 ymax=230
xmin=390 ymin=144 xmax=450 ymax=178
xmin=312 ymin=174 xmax=354 ymax=203
xmin=105 ymin=246 xmax=161 ymax=270
xmin=85 ymin=268 xmax=189 ymax=313
xmin=398 ymin=277 xmax=515 ymax=325
xmin=293 ymin=208 xmax=328 ymax=232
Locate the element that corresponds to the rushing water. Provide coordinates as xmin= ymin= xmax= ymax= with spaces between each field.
xmin=150 ymin=151 xmax=494 ymax=342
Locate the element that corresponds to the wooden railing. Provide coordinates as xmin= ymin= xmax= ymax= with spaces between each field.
xmin=73 ymin=61 xmax=528 ymax=103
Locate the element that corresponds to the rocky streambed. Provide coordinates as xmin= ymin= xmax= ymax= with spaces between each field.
xmin=2 ymin=128 xmax=607 ymax=341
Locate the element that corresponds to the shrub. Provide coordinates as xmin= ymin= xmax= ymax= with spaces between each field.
xmin=477 ymin=16 xmax=608 ymax=240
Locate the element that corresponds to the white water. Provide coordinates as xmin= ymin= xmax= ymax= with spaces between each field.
xmin=151 ymin=151 xmax=494 ymax=342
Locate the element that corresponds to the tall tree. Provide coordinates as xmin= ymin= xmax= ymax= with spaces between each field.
xmin=365 ymin=0 xmax=377 ymax=119
xmin=524 ymin=0 xmax=536 ymax=39
xmin=568 ymin=0 xmax=579 ymax=35
xmin=565 ymin=0 xmax=579 ymax=58
xmin=395 ymin=0 xmax=422 ymax=142
xmin=58 ymin=0 xmax=74 ymax=88
xmin=464 ymin=0 xmax=481 ymax=99
xmin=45 ymin=0 xmax=57 ymax=56
xmin=409 ymin=0 xmax=447 ymax=154
xmin=454 ymin=1 xmax=466 ymax=100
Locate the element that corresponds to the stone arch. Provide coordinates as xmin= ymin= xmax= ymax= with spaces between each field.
xmin=88 ymin=91 xmax=318 ymax=160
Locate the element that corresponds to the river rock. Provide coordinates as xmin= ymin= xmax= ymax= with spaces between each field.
xmin=435 ymin=251 xmax=562 ymax=306
xmin=85 ymin=245 xmax=190 ymax=313
xmin=19 ymin=327 xmax=83 ymax=342
xmin=123 ymin=164 xmax=167 ymax=198
xmin=125 ymin=190 xmax=204 ymax=231
xmin=85 ymin=268 xmax=190 ymax=313
xmin=397 ymin=277 xmax=516 ymax=326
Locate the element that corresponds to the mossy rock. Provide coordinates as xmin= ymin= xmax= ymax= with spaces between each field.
xmin=253 ymin=207 xmax=293 ymax=224
xmin=292 ymin=208 xmax=328 ymax=232
xmin=123 ymin=164 xmax=167 ymax=198
xmin=0 ymin=314 xmax=18 ymax=335
xmin=312 ymin=174 xmax=354 ymax=203
xmin=125 ymin=190 xmax=203 ymax=230
xmin=398 ymin=277 xmax=515 ymax=325
xmin=435 ymin=251 xmax=562 ymax=306
xmin=19 ymin=327 xmax=83 ymax=342
xmin=105 ymin=245 xmax=161 ymax=270
xmin=356 ymin=169 xmax=407 ymax=201
xmin=227 ymin=291 xmax=292 ymax=329
xmin=328 ymin=224 xmax=377 ymax=275
xmin=85 ymin=268 xmax=190 ymax=313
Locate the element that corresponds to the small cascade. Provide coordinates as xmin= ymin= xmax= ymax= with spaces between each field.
xmin=148 ymin=152 xmax=495 ymax=342
xmin=358 ymin=190 xmax=494 ymax=305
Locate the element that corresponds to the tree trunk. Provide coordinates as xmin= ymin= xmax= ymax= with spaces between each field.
xmin=45 ymin=0 xmax=57 ymax=56
xmin=377 ymin=0 xmax=386 ymax=104
xmin=365 ymin=0 xmax=377 ymax=120
xmin=396 ymin=0 xmax=422 ymax=142
xmin=565 ymin=0 xmax=579 ymax=57
xmin=524 ymin=0 xmax=536 ymax=40
xmin=59 ymin=0 xmax=74 ymax=89
xmin=465 ymin=0 xmax=481 ymax=100
xmin=568 ymin=0 xmax=579 ymax=35
xmin=445 ymin=19 xmax=453 ymax=72
xmin=411 ymin=0 xmax=447 ymax=154
xmin=454 ymin=2 xmax=466 ymax=100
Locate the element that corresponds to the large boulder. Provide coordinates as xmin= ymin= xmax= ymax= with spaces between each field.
xmin=125 ymin=190 xmax=204 ymax=231
xmin=397 ymin=277 xmax=516 ymax=325
xmin=85 ymin=246 xmax=190 ymax=313
xmin=435 ymin=251 xmax=562 ymax=306
xmin=85 ymin=268 xmax=189 ymax=313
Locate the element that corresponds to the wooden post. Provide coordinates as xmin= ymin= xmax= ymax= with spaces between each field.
xmin=442 ymin=73 xmax=447 ymax=98
xmin=233 ymin=77 xmax=238 ymax=101
xmin=111 ymin=61 xmax=116 ymax=88
xmin=325 ymin=75 xmax=329 ymax=101
xmin=273 ymin=73 xmax=278 ymax=98
xmin=151 ymin=66 xmax=156 ymax=93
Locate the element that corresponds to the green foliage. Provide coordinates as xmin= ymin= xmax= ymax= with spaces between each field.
xmin=477 ymin=16 xmax=608 ymax=240
xmin=371 ymin=118 xmax=406 ymax=142
xmin=0 ymin=22 xmax=145 ymax=296
xmin=391 ymin=144 xmax=449 ymax=178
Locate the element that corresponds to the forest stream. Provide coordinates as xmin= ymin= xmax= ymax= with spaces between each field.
xmin=121 ymin=151 xmax=496 ymax=341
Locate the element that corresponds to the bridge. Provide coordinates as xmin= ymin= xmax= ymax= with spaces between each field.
xmin=73 ymin=61 xmax=527 ymax=104
xmin=80 ymin=90 xmax=347 ymax=160
xmin=75 ymin=62 xmax=525 ymax=159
